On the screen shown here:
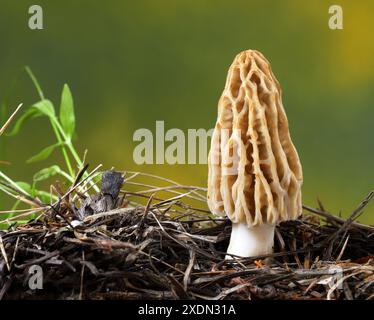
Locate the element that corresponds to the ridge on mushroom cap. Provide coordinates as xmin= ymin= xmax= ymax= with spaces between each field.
xmin=207 ymin=49 xmax=303 ymax=227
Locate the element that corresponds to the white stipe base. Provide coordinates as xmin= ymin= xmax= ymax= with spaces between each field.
xmin=225 ymin=222 xmax=275 ymax=259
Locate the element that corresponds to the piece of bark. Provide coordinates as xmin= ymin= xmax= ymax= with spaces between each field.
xmin=77 ymin=170 xmax=124 ymax=219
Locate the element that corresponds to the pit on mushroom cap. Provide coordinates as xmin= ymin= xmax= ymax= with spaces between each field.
xmin=207 ymin=50 xmax=303 ymax=259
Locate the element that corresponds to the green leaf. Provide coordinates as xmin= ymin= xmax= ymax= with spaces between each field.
xmin=7 ymin=108 xmax=42 ymax=136
xmin=59 ymin=84 xmax=75 ymax=139
xmin=15 ymin=182 xmax=33 ymax=195
xmin=33 ymin=165 xmax=62 ymax=183
xmin=31 ymin=99 xmax=55 ymax=119
xmin=7 ymin=100 xmax=55 ymax=137
xmin=26 ymin=142 xmax=64 ymax=163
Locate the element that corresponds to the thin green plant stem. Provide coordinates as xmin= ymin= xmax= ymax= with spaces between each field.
xmin=50 ymin=118 xmax=74 ymax=177
xmin=57 ymin=169 xmax=75 ymax=183
xmin=53 ymin=119 xmax=82 ymax=166
xmin=25 ymin=67 xmax=74 ymax=178
xmin=25 ymin=66 xmax=45 ymax=100
xmin=52 ymin=117 xmax=100 ymax=192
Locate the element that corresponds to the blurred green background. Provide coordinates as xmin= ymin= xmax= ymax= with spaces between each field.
xmin=0 ymin=0 xmax=373 ymax=223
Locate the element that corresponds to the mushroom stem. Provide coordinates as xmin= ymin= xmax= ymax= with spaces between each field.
xmin=225 ymin=222 xmax=275 ymax=259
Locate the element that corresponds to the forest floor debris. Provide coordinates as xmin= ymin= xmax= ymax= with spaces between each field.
xmin=0 ymin=171 xmax=373 ymax=300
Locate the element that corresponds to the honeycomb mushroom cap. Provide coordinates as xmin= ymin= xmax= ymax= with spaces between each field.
xmin=208 ymin=50 xmax=303 ymax=228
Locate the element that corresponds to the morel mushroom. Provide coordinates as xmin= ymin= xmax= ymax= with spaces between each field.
xmin=207 ymin=50 xmax=303 ymax=258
